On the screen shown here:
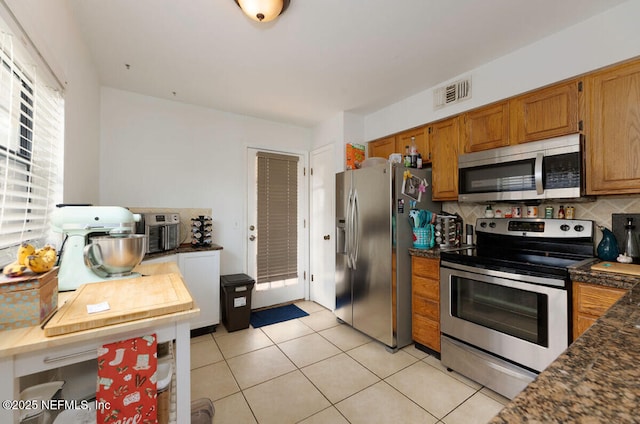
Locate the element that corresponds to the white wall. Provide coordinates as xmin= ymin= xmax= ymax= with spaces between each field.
xmin=363 ymin=0 xmax=640 ymax=141
xmin=99 ymin=88 xmax=311 ymax=274
xmin=6 ymin=0 xmax=101 ymax=204
xmin=312 ymin=111 xmax=365 ymax=173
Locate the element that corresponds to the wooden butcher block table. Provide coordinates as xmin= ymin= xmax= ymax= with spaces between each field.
xmin=0 ymin=261 xmax=198 ymax=424
xmin=44 ymin=272 xmax=193 ymax=336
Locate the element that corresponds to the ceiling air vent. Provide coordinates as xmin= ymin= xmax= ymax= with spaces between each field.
xmin=433 ymin=77 xmax=472 ymax=109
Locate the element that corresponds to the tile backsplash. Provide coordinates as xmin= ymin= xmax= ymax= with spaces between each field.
xmin=444 ymin=195 xmax=640 ymax=247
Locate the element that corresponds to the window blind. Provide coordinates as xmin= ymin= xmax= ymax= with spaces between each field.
xmin=0 ymin=26 xmax=64 ymax=267
xmin=256 ymin=151 xmax=299 ymax=284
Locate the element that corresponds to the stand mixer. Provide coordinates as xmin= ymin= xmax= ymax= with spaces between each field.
xmin=51 ymin=206 xmax=147 ymax=291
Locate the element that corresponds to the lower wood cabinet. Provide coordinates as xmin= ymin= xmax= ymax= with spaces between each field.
xmin=572 ymin=281 xmax=626 ymax=341
xmin=411 ymin=256 xmax=440 ymax=352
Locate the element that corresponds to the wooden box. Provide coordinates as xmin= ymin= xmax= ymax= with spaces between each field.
xmin=0 ymin=267 xmax=58 ymax=330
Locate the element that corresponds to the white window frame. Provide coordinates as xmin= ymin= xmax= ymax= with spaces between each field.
xmin=0 ymin=8 xmax=64 ymax=267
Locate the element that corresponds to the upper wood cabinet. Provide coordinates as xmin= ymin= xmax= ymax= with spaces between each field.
xmin=461 ymin=101 xmax=510 ymax=153
xmin=509 ymin=79 xmax=580 ymax=143
xmin=368 ymin=127 xmax=430 ymax=163
xmin=430 ymin=116 xmax=461 ymax=201
xmin=368 ymin=135 xmax=396 ymax=159
xmin=396 ymin=126 xmax=430 ymax=163
xmin=585 ymin=59 xmax=640 ymax=195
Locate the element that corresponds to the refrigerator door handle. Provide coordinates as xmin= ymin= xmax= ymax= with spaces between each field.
xmin=346 ymin=188 xmax=353 ymax=269
xmin=352 ymin=191 xmax=359 ymax=268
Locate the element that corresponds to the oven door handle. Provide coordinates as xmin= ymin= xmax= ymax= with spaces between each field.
xmin=440 ymin=260 xmax=567 ymax=289
xmin=535 ymin=152 xmax=544 ymax=195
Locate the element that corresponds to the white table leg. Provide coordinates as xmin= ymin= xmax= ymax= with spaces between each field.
xmin=174 ymin=321 xmax=191 ymax=423
xmin=0 ymin=356 xmax=18 ymax=423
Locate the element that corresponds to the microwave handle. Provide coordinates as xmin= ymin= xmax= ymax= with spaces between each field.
xmin=535 ymin=152 xmax=544 ymax=195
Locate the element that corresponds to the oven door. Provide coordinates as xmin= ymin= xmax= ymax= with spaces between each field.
xmin=440 ymin=261 xmax=568 ymax=373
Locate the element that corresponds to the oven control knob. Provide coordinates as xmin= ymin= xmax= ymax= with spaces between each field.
xmin=574 ymin=224 xmax=584 ymax=232
xmin=480 ymin=222 xmax=487 ymax=228
xmin=560 ymin=224 xmax=571 ymax=231
xmin=489 ymin=222 xmax=496 ymax=228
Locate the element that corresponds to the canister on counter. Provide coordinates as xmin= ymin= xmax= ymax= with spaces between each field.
xmin=526 ymin=205 xmax=538 ymax=218
xmin=512 ymin=205 xmax=522 ymax=218
xmin=566 ymin=206 xmax=575 ymax=220
xmin=544 ymin=206 xmax=554 ymax=219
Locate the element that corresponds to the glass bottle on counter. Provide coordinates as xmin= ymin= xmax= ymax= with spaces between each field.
xmin=410 ymin=137 xmax=418 ymax=168
xmin=623 ymin=217 xmax=640 ymax=261
xmin=558 ymin=205 xmax=565 ymax=219
xmin=404 ymin=145 xmax=411 ymax=167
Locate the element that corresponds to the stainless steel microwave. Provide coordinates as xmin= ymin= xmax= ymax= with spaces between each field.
xmin=137 ymin=213 xmax=181 ymax=253
xmin=458 ymin=134 xmax=583 ymax=202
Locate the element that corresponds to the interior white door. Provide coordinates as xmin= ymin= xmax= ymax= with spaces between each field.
xmin=309 ymin=145 xmax=336 ymax=310
xmin=247 ymin=147 xmax=306 ymax=309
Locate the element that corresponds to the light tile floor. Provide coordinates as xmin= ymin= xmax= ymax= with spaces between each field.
xmin=191 ymin=300 xmax=509 ymax=424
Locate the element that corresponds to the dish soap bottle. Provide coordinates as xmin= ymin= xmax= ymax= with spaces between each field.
xmin=623 ymin=217 xmax=640 ymax=262
xmin=597 ymin=226 xmax=619 ymax=261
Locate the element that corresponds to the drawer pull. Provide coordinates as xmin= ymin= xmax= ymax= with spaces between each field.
xmin=44 ymin=349 xmax=96 ymax=364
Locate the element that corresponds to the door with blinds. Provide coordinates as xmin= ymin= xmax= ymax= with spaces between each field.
xmin=247 ymin=149 xmax=305 ymax=309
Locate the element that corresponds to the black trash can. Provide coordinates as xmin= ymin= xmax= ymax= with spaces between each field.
xmin=220 ymin=274 xmax=255 ymax=332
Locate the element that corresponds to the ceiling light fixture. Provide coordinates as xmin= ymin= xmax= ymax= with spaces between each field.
xmin=234 ymin=0 xmax=290 ymax=23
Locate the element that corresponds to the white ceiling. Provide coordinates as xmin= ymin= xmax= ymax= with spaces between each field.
xmin=68 ymin=0 xmax=628 ymax=128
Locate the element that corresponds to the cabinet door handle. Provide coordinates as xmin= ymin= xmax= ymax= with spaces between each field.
xmin=324 ymin=235 xmax=330 ymax=240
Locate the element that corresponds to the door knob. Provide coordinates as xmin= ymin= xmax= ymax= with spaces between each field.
xmin=324 ymin=234 xmax=331 ymax=240
xmin=249 ymin=235 xmax=256 ymax=241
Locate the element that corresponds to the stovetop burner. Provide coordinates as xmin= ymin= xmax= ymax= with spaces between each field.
xmin=441 ymin=218 xmax=596 ymax=281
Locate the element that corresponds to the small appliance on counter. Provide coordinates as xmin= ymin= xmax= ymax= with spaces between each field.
xmin=191 ymin=216 xmax=212 ymax=247
xmin=137 ymin=212 xmax=180 ymax=253
xmin=51 ymin=206 xmax=146 ymax=291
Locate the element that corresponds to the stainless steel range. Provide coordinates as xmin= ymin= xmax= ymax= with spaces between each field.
xmin=439 ymin=218 xmax=595 ymax=399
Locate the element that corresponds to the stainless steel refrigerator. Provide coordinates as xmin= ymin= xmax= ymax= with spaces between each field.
xmin=335 ymin=162 xmax=440 ymax=351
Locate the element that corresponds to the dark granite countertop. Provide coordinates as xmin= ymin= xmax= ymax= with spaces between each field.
xmin=143 ymin=243 xmax=223 ymax=261
xmin=569 ymin=259 xmax=638 ymax=291
xmin=491 ymin=264 xmax=640 ymax=423
xmin=408 ymin=247 xmax=441 ymax=259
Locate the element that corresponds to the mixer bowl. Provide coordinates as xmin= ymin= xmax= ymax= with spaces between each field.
xmin=83 ymin=234 xmax=147 ymax=277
